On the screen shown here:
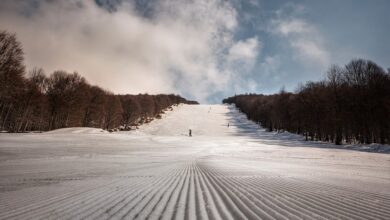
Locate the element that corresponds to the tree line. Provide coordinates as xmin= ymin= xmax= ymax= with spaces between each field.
xmin=223 ymin=59 xmax=390 ymax=145
xmin=0 ymin=30 xmax=198 ymax=132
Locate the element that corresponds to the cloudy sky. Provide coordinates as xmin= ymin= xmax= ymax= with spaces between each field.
xmin=1 ymin=0 xmax=389 ymax=103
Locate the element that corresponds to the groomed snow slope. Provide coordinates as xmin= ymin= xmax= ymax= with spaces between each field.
xmin=0 ymin=104 xmax=389 ymax=219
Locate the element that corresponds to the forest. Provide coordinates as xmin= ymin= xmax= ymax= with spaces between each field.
xmin=0 ymin=30 xmax=197 ymax=132
xmin=223 ymin=60 xmax=390 ymax=145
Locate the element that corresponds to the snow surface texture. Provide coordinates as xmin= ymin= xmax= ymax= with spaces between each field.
xmin=0 ymin=104 xmax=389 ymax=219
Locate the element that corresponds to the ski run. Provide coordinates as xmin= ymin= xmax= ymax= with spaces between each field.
xmin=0 ymin=104 xmax=389 ymax=219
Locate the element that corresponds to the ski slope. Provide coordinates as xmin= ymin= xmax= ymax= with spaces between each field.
xmin=0 ymin=104 xmax=389 ymax=219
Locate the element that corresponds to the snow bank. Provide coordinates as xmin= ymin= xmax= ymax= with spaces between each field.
xmin=45 ymin=127 xmax=108 ymax=134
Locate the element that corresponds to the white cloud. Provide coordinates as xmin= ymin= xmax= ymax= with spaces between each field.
xmin=274 ymin=19 xmax=313 ymax=35
xmin=270 ymin=8 xmax=330 ymax=68
xmin=290 ymin=40 xmax=329 ymax=66
xmin=0 ymin=0 xmax=247 ymax=103
xmin=227 ymin=37 xmax=260 ymax=74
xmin=228 ymin=37 xmax=260 ymax=62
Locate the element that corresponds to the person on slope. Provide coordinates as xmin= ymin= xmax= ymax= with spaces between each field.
xmin=189 ymin=129 xmax=192 ymax=137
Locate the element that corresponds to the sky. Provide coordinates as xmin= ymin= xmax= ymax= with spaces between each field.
xmin=0 ymin=0 xmax=389 ymax=103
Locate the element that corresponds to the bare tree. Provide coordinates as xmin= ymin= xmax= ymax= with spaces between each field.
xmin=223 ymin=59 xmax=390 ymax=145
xmin=0 ymin=30 xmax=199 ymax=132
xmin=0 ymin=30 xmax=26 ymax=131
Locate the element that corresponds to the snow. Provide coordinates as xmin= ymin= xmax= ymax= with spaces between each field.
xmin=0 ymin=104 xmax=389 ymax=219
xmin=46 ymin=127 xmax=108 ymax=134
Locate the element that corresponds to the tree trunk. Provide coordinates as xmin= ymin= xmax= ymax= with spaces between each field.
xmin=1 ymin=104 xmax=12 ymax=131
xmin=18 ymin=105 xmax=30 ymax=132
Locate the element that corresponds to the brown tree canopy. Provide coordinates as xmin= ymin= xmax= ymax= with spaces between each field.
xmin=223 ymin=59 xmax=390 ymax=145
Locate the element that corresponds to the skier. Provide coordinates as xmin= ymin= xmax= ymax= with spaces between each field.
xmin=228 ymin=123 xmax=229 ymax=127
xmin=189 ymin=129 xmax=192 ymax=137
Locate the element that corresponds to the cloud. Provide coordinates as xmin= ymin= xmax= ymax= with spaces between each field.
xmin=228 ymin=37 xmax=260 ymax=71
xmin=274 ymin=19 xmax=313 ymax=35
xmin=270 ymin=6 xmax=330 ymax=68
xmin=290 ymin=40 xmax=329 ymax=66
xmin=261 ymin=56 xmax=282 ymax=78
xmin=228 ymin=37 xmax=259 ymax=62
xmin=0 ymin=0 xmax=251 ymax=103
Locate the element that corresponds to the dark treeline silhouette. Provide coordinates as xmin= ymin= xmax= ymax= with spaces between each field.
xmin=0 ymin=30 xmax=198 ymax=132
xmin=223 ymin=60 xmax=390 ymax=145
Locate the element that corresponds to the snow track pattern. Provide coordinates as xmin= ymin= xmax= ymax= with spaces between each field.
xmin=1 ymin=160 xmax=389 ymax=220
xmin=1 ymin=105 xmax=389 ymax=219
